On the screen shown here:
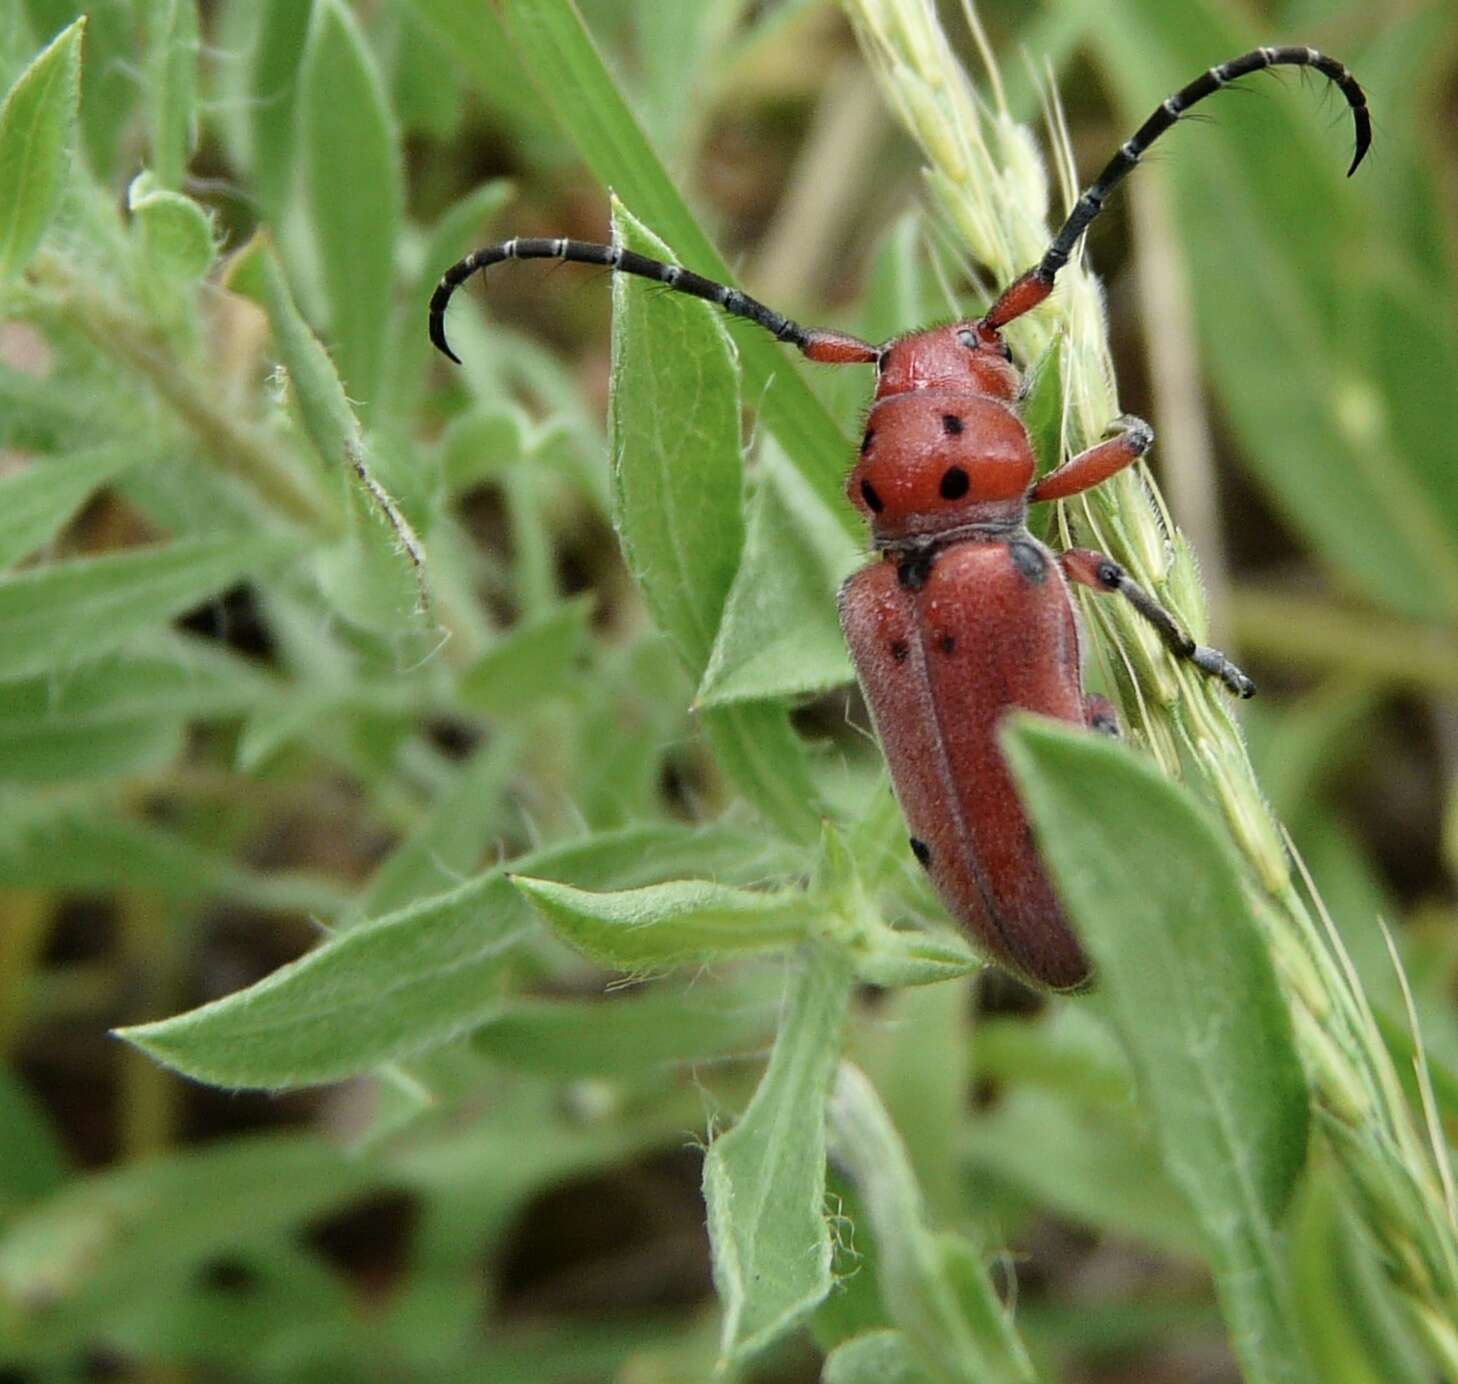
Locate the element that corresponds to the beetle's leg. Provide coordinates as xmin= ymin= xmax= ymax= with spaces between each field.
xmin=1031 ymin=416 xmax=1153 ymax=503
xmin=1061 ymin=548 xmax=1255 ymax=698
xmin=1084 ymin=693 xmax=1121 ymax=736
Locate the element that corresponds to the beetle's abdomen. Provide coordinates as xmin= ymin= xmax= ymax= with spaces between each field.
xmin=839 ymin=538 xmax=1091 ymax=990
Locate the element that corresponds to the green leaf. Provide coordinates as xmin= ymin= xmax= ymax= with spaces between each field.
xmin=608 ymin=203 xmax=824 ymax=841
xmin=512 ymin=876 xmax=809 ymax=971
xmin=0 ymin=1070 xmax=67 ymax=1213
xmin=472 ymin=970 xmax=781 ymax=1078
xmin=964 ymin=1088 xmax=1201 ymax=1256
xmin=697 ymin=442 xmax=859 ymax=706
xmin=0 ymin=447 xmax=137 ymax=571
xmin=827 ymin=1063 xmax=1036 ymax=1383
xmin=700 ymin=701 xmax=826 ymax=846
xmin=1003 ymin=716 xmax=1314 ymax=1384
xmin=248 ymin=0 xmax=311 ymax=218
xmin=405 ymin=0 xmax=561 ymax=158
xmin=705 ymin=945 xmax=852 ymax=1364
xmin=0 ymin=633 xmax=275 ymax=729
xmin=118 ymin=824 xmax=772 ymax=1088
xmin=228 ymin=232 xmax=356 ymax=472
xmin=497 ymin=0 xmax=859 ymax=542
xmin=228 ymin=233 xmax=429 ymax=636
xmin=351 ymin=732 xmax=520 ymax=923
xmin=457 ymin=596 xmax=594 ymax=716
xmin=128 ymin=173 xmax=214 ymax=279
xmin=0 ymin=1135 xmax=377 ymax=1345
xmin=0 ymin=17 xmax=83 ymax=278
xmin=609 ymin=201 xmax=744 ymax=673
xmin=0 ymin=802 xmax=346 ymax=914
xmin=823 ymin=1330 xmax=935 ymax=1384
xmin=0 ymin=716 xmax=183 ymax=783
xmin=300 ymin=0 xmax=401 ymax=415
xmin=0 ymin=533 xmax=300 ymax=681
xmin=142 ymin=0 xmax=197 ymax=188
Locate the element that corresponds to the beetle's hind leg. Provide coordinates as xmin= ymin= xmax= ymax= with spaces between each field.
xmin=1061 ymin=548 xmax=1256 ymax=699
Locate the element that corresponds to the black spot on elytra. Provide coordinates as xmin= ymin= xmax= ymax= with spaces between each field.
xmin=938 ymin=633 xmax=955 ymax=655
xmin=896 ymin=552 xmax=932 ymax=590
xmin=1009 ymin=539 xmax=1047 ymax=585
xmin=941 ymin=414 xmax=964 ymax=436
xmin=939 ymin=466 xmax=969 ymax=500
xmin=909 ymin=837 xmax=931 ymax=868
xmin=890 ymin=640 xmax=909 ymax=663
xmin=860 ymin=479 xmax=884 ymax=513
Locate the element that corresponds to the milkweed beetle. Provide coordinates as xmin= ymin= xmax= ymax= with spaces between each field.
xmin=429 ymin=46 xmax=1371 ymax=990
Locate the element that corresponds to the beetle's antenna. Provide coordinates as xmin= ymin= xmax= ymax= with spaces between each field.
xmin=982 ymin=45 xmax=1371 ymax=330
xmin=429 ymin=237 xmax=878 ymax=366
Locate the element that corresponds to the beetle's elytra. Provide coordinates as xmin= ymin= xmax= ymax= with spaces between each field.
xmin=429 ymin=46 xmax=1370 ymax=989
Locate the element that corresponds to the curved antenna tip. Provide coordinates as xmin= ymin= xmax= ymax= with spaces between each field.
xmin=429 ymin=315 xmax=462 ymax=366
xmin=1347 ymin=110 xmax=1373 ymax=177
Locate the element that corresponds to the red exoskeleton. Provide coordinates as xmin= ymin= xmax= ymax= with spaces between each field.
xmin=429 ymin=46 xmax=1370 ymax=989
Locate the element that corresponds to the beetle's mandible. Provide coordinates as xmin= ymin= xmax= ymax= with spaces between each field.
xmin=428 ymin=46 xmax=1370 ymax=990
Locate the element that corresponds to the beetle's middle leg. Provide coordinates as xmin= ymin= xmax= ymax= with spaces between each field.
xmin=1060 ymin=548 xmax=1255 ymax=698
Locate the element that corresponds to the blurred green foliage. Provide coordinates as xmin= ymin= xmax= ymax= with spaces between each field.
xmin=0 ymin=1 xmax=1455 ymax=1380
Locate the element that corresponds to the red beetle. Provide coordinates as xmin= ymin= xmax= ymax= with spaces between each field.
xmin=430 ymin=46 xmax=1370 ymax=989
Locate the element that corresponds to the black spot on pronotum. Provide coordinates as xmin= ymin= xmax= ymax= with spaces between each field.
xmin=939 ymin=466 xmax=969 ymax=500
xmin=861 ymin=428 xmax=875 ymax=455
xmin=890 ymin=640 xmax=909 ymax=663
xmin=941 ymin=414 xmax=964 ymax=436
xmin=938 ymin=633 xmax=955 ymax=655
xmin=860 ymin=479 xmax=884 ymax=513
xmin=1009 ymin=539 xmax=1047 ymax=585
xmin=897 ymin=552 xmax=932 ymax=590
xmin=909 ymin=837 xmax=931 ymax=868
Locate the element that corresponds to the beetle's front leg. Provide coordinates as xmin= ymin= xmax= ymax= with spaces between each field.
xmin=1060 ymin=548 xmax=1255 ymax=699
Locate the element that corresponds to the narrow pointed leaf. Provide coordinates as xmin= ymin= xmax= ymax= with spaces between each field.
xmin=828 ymin=1063 xmax=1036 ymax=1383
xmin=512 ymin=876 xmax=810 ymax=970
xmin=0 ymin=17 xmax=83 ymax=277
xmin=301 ymin=0 xmax=401 ymax=414
xmin=706 ymin=946 xmax=852 ymax=1363
xmin=118 ymin=825 xmax=775 ymax=1088
xmin=0 ymin=534 xmax=300 ymax=680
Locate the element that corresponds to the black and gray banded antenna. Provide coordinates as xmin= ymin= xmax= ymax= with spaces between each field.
xmin=428 ymin=46 xmax=1370 ymax=361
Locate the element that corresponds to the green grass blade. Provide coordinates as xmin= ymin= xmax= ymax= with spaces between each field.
xmin=1004 ymin=716 xmax=1315 ymax=1384
xmin=705 ymin=945 xmax=852 ymax=1365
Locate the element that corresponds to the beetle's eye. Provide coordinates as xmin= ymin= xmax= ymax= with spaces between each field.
xmin=957 ymin=329 xmax=978 ymax=349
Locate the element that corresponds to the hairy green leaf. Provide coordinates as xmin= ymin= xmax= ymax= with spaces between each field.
xmin=0 ymin=17 xmax=82 ymax=278
xmin=513 ymin=875 xmax=810 ymax=971
xmin=706 ymin=946 xmax=852 ymax=1363
xmin=1004 ymin=716 xmax=1313 ymax=1383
